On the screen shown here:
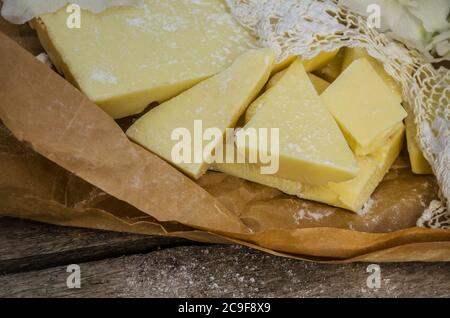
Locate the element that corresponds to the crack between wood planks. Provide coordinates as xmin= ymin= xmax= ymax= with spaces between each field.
xmin=0 ymin=238 xmax=214 ymax=275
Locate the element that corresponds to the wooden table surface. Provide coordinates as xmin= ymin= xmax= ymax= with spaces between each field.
xmin=0 ymin=217 xmax=449 ymax=298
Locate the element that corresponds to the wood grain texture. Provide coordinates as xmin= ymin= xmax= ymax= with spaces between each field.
xmin=1 ymin=245 xmax=449 ymax=298
xmin=0 ymin=217 xmax=192 ymax=274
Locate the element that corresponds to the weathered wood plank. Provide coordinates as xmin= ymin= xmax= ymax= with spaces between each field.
xmin=1 ymin=245 xmax=449 ymax=297
xmin=0 ymin=217 xmax=192 ymax=274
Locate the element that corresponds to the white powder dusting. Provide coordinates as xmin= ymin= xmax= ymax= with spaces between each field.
xmin=220 ymin=75 xmax=232 ymax=91
xmin=126 ymin=17 xmax=145 ymax=28
xmin=35 ymin=53 xmax=53 ymax=68
xmin=293 ymin=209 xmax=333 ymax=224
xmin=162 ymin=24 xmax=179 ymax=32
xmin=130 ymin=174 xmax=143 ymax=189
xmin=210 ymin=51 xmax=227 ymax=62
xmin=190 ymin=0 xmax=205 ymax=5
xmin=91 ymin=67 xmax=119 ymax=84
xmin=287 ymin=143 xmax=303 ymax=153
xmin=162 ymin=17 xmax=187 ymax=32
xmin=208 ymin=13 xmax=232 ymax=26
xmin=357 ymin=197 xmax=375 ymax=216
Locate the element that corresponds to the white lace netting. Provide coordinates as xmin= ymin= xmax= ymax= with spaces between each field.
xmin=226 ymin=0 xmax=449 ymax=229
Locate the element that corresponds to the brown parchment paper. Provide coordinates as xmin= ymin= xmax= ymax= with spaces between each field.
xmin=0 ymin=21 xmax=450 ymax=262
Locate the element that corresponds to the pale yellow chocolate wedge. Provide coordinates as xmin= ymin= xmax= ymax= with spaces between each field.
xmin=342 ymin=47 xmax=402 ymax=101
xmin=321 ymin=58 xmax=407 ymax=156
xmin=32 ymin=0 xmax=257 ymax=118
xmin=313 ymin=49 xmax=345 ymax=82
xmin=405 ymin=111 xmax=432 ymax=174
xmin=246 ymin=71 xmax=330 ymax=123
xmin=126 ymin=49 xmax=275 ymax=179
xmin=265 ymin=70 xmax=330 ymax=93
xmin=213 ymin=125 xmax=405 ymax=212
xmin=271 ymin=50 xmax=339 ymax=74
xmin=238 ymin=58 xmax=358 ymax=185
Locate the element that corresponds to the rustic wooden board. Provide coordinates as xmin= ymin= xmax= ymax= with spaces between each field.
xmin=0 ymin=217 xmax=192 ymax=274
xmin=1 ymin=244 xmax=449 ymax=298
